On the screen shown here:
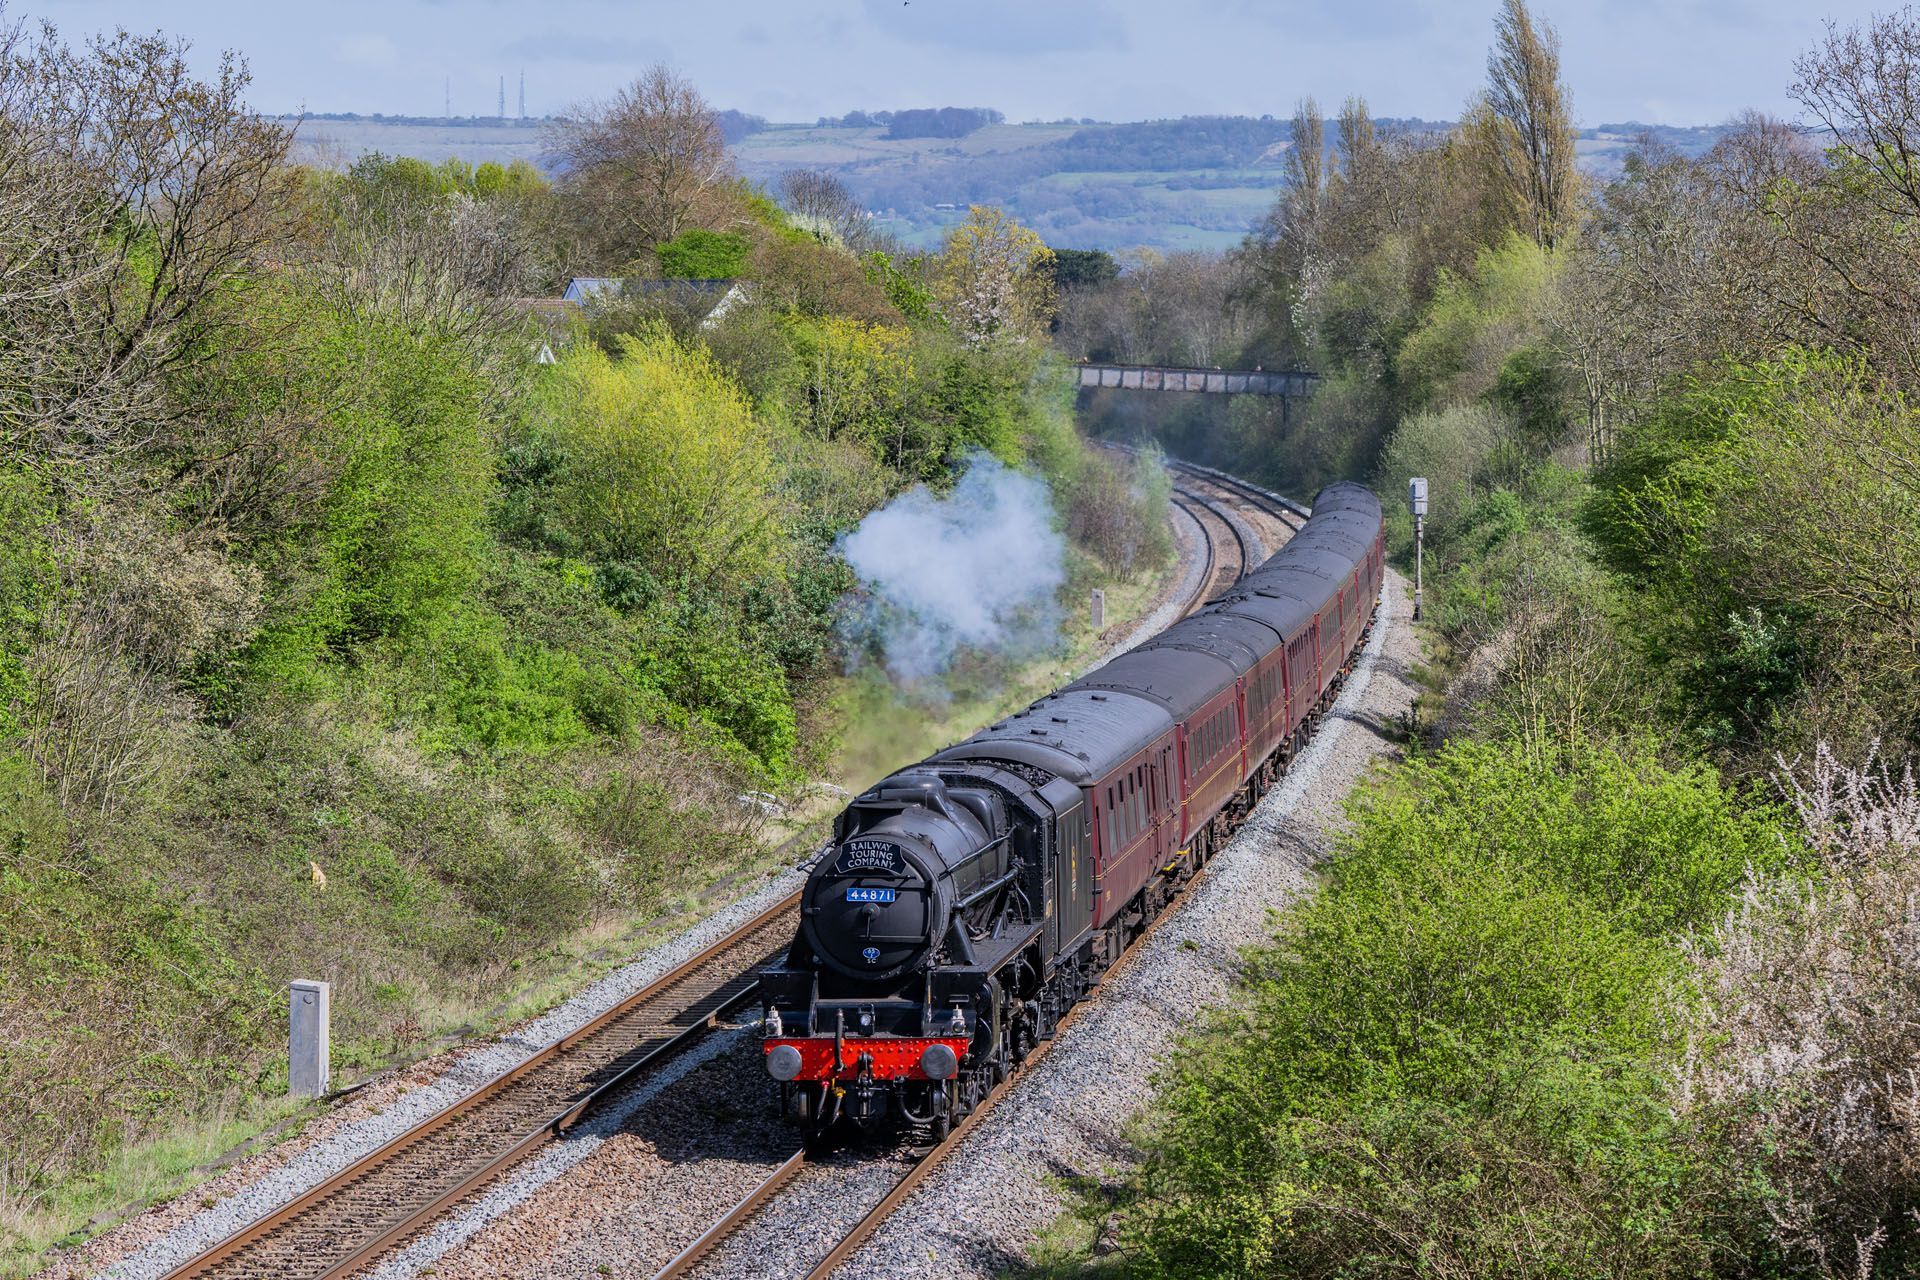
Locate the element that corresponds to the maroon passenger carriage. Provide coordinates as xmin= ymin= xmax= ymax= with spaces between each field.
xmin=759 ymin=483 xmax=1385 ymax=1140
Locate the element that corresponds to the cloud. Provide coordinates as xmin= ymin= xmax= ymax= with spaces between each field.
xmin=335 ymin=33 xmax=399 ymax=70
xmin=499 ymin=28 xmax=673 ymax=65
xmin=862 ymin=0 xmax=1128 ymax=55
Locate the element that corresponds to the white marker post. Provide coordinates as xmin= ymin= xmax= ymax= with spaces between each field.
xmin=289 ymin=979 xmax=331 ymax=1098
xmin=1408 ymin=477 xmax=1428 ymax=622
xmin=1090 ymin=587 xmax=1106 ymax=630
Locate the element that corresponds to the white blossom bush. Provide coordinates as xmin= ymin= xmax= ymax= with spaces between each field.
xmin=1678 ymin=743 xmax=1920 ymax=1276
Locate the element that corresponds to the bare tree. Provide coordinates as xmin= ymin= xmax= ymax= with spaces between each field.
xmin=1793 ymin=10 xmax=1920 ymax=221
xmin=1465 ymin=0 xmax=1578 ymax=248
xmin=555 ymin=65 xmax=732 ymax=267
xmin=777 ymin=168 xmax=878 ymax=251
xmin=1286 ymin=97 xmax=1329 ymax=211
xmin=300 ymin=156 xmax=540 ymax=371
xmin=0 ymin=11 xmax=293 ymax=477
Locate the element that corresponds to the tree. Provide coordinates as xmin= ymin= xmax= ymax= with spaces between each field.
xmin=1046 ymin=248 xmax=1119 ymax=290
xmin=777 ymin=168 xmax=877 ymax=251
xmin=1465 ymin=0 xmax=1578 ymax=249
xmin=0 ymin=15 xmax=292 ymax=479
xmin=1287 ymin=97 xmax=1330 ymax=212
xmin=1793 ymin=10 xmax=1920 ymax=222
xmin=556 ymin=65 xmax=732 ymax=267
xmin=931 ymin=205 xmax=1055 ymax=348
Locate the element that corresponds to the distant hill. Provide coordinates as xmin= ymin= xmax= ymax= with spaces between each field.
xmin=287 ymin=112 xmax=1736 ymax=253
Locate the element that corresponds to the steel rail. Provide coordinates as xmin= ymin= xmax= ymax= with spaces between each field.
xmin=650 ymin=1149 xmax=811 ymax=1280
xmin=1170 ymin=488 xmax=1249 ymax=608
xmin=163 ymin=889 xmax=805 ymax=1280
xmin=1167 ymin=456 xmax=1312 ymax=525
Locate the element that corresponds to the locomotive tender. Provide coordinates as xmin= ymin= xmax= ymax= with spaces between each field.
xmin=760 ymin=482 xmax=1385 ymax=1139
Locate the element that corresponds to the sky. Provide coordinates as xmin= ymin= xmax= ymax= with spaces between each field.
xmin=20 ymin=0 xmax=1883 ymax=127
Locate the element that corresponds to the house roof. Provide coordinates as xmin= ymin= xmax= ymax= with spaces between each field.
xmin=557 ymin=277 xmax=752 ymax=326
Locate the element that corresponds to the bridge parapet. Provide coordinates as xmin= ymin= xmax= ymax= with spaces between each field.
xmin=1075 ymin=363 xmax=1317 ymax=396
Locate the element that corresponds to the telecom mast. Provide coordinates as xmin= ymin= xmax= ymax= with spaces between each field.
xmin=497 ymin=76 xmax=505 ymax=120
xmin=444 ymin=75 xmax=450 ymax=119
xmin=518 ymin=71 xmax=525 ymax=119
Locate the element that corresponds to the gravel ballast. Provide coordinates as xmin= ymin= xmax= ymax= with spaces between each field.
xmin=46 ymin=489 xmax=1351 ymax=1280
xmin=632 ymin=569 xmax=1419 ymax=1280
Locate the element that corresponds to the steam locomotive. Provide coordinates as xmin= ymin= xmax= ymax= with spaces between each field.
xmin=759 ymin=482 xmax=1385 ymax=1139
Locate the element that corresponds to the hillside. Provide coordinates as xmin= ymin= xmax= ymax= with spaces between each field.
xmin=290 ymin=113 xmax=1733 ymax=252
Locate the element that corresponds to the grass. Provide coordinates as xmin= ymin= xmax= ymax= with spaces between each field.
xmin=3 ymin=1098 xmax=304 ymax=1278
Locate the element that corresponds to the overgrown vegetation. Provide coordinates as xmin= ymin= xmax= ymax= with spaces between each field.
xmin=0 ymin=17 xmax=1169 ymax=1266
xmin=1046 ymin=2 xmax=1920 ymax=1276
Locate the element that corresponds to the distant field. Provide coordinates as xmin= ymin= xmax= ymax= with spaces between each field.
xmin=290 ymin=119 xmax=549 ymax=168
xmin=288 ymin=115 xmax=1727 ymax=253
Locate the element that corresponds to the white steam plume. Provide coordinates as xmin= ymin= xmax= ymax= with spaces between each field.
xmin=838 ymin=453 xmax=1067 ymax=685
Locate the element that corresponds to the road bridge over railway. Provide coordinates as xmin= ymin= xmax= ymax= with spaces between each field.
xmin=1074 ymin=361 xmax=1317 ymax=397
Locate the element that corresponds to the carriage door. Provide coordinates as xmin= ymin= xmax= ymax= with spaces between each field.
xmin=1049 ymin=793 xmax=1094 ymax=956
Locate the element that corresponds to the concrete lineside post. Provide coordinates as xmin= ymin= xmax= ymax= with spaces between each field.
xmin=1090 ymin=588 xmax=1106 ymax=630
xmin=290 ymin=979 xmax=331 ymax=1098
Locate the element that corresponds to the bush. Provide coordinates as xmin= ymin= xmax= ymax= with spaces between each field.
xmin=655 ymin=227 xmax=750 ymax=279
xmin=1063 ymin=446 xmax=1173 ymax=576
xmin=1108 ymin=740 xmax=1789 ymax=1279
xmin=1680 ymin=745 xmax=1920 ymax=1277
xmin=537 ymin=328 xmax=787 ymax=586
xmin=238 ymin=297 xmax=496 ymax=686
xmin=1588 ymin=350 xmax=1920 ymax=760
xmin=1375 ymin=401 xmax=1508 ymax=543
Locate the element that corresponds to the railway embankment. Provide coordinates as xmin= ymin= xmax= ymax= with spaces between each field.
xmin=38 ymin=473 xmax=1217 ymax=1280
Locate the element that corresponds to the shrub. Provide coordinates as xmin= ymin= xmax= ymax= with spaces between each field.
xmin=654 ymin=227 xmax=750 ymax=279
xmin=237 ymin=298 xmax=496 ymax=689
xmin=1588 ymin=350 xmax=1920 ymax=760
xmin=538 ymin=328 xmax=787 ymax=586
xmin=1064 ymin=446 xmax=1174 ymax=576
xmin=1110 ymin=740 xmax=1789 ymax=1279
xmin=1680 ymin=745 xmax=1920 ymax=1277
xmin=1375 ymin=401 xmax=1508 ymax=543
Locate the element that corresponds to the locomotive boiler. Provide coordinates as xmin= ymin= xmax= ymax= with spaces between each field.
xmin=759 ymin=481 xmax=1386 ymax=1141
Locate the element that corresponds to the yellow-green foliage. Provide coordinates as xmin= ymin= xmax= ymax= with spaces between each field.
xmin=1397 ymin=231 xmax=1559 ymax=408
xmin=789 ymin=316 xmax=915 ymax=458
xmin=540 ymin=329 xmax=786 ymax=586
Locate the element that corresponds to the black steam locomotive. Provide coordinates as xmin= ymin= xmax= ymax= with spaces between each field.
xmin=759 ymin=482 xmax=1385 ymax=1138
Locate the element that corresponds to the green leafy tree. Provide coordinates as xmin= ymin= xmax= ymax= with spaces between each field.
xmin=655 ymin=227 xmax=750 ymax=278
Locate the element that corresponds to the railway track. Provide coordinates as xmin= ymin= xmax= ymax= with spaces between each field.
xmin=1167 ymin=457 xmax=1310 ymax=528
xmin=145 ymin=466 xmax=1289 ymax=1280
xmin=650 ymin=868 xmax=1196 ymax=1280
xmin=160 ymin=895 xmax=803 ymax=1280
xmin=649 ymin=475 xmax=1315 ymax=1280
xmin=1172 ymin=489 xmax=1247 ymax=607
